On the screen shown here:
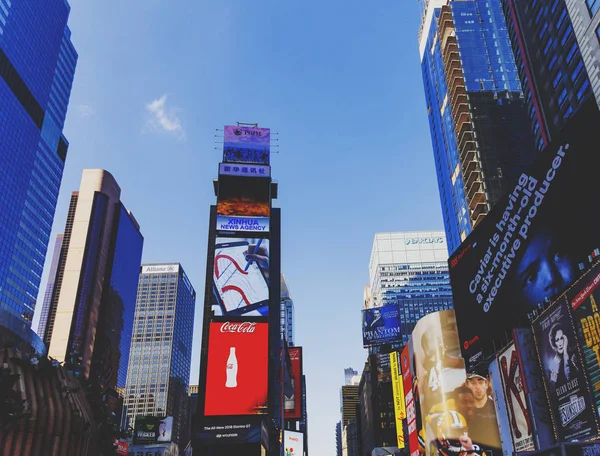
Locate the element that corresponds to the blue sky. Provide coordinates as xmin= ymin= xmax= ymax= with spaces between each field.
xmin=33 ymin=0 xmax=445 ymax=454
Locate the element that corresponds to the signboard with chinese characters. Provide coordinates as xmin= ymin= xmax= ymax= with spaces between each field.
xmin=219 ymin=163 xmax=270 ymax=178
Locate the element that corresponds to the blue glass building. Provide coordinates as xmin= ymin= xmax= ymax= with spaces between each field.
xmin=502 ymin=0 xmax=592 ymax=150
xmin=124 ymin=264 xmax=196 ymax=449
xmin=0 ymin=0 xmax=77 ymax=324
xmin=419 ymin=0 xmax=537 ymax=254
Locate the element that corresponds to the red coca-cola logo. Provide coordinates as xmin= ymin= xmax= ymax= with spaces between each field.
xmin=220 ymin=322 xmax=256 ymax=333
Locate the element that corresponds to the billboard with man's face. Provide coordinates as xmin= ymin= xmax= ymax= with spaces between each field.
xmin=362 ymin=305 xmax=402 ymax=347
xmin=449 ymin=100 xmax=600 ymax=370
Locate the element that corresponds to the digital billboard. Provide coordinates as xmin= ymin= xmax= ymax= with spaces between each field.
xmin=133 ymin=416 xmax=173 ymax=445
xmin=284 ymin=430 xmax=304 ymax=456
xmin=401 ymin=343 xmax=420 ymax=456
xmin=488 ymin=358 xmax=517 ymax=456
xmin=219 ymin=162 xmax=271 ymax=178
xmin=497 ymin=343 xmax=535 ymax=452
xmin=362 ymin=305 xmax=401 ymax=347
xmin=532 ymin=300 xmax=597 ymax=441
xmin=567 ymin=261 xmax=600 ymax=421
xmin=448 ymin=100 xmax=600 ymax=370
xmin=213 ymin=237 xmax=270 ymax=317
xmin=196 ymin=415 xmax=263 ymax=445
xmin=285 ymin=347 xmax=303 ymax=419
xmin=223 ymin=125 xmax=270 ymax=165
xmin=204 ymin=321 xmax=268 ymax=416
xmin=216 ymin=174 xmax=270 ymax=233
xmin=390 ymin=352 xmax=406 ymax=448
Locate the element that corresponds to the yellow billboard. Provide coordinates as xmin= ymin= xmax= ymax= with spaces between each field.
xmin=390 ymin=352 xmax=406 ymax=448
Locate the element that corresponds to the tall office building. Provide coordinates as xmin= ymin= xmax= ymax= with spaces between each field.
xmin=344 ymin=367 xmax=359 ymax=386
xmin=281 ymin=273 xmax=294 ymax=346
xmin=502 ymin=0 xmax=592 ymax=150
xmin=123 ymin=263 xmax=196 ymax=449
xmin=564 ymin=0 xmax=600 ymax=106
xmin=45 ymin=169 xmax=143 ymax=393
xmin=419 ymin=0 xmax=537 ymax=253
xmin=369 ymin=231 xmax=453 ymax=345
xmin=0 ymin=0 xmax=77 ymax=327
xmin=36 ymin=234 xmax=64 ymax=340
xmin=336 ymin=421 xmax=343 ymax=456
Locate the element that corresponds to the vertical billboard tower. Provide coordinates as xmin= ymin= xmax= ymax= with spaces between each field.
xmin=194 ymin=124 xmax=281 ymax=456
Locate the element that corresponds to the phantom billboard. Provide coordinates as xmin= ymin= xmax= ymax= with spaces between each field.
xmin=362 ymin=305 xmax=402 ymax=347
xmin=213 ymin=237 xmax=270 ymax=317
xmin=448 ymin=100 xmax=600 ymax=369
xmin=204 ymin=321 xmax=268 ymax=416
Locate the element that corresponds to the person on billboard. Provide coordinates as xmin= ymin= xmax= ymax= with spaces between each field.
xmin=465 ymin=373 xmax=501 ymax=450
xmin=546 ymin=321 xmax=578 ymax=389
xmin=364 ymin=308 xmax=385 ymax=331
xmin=432 ymin=410 xmax=486 ymax=456
xmin=512 ymin=226 xmax=578 ymax=315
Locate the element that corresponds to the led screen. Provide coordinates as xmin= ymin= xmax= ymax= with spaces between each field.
xmin=213 ymin=237 xmax=270 ymax=317
xmin=283 ymin=430 xmax=304 ymax=456
xmin=284 ymin=347 xmax=303 ymax=419
xmin=362 ymin=305 xmax=401 ymax=347
xmin=223 ymin=125 xmax=270 ymax=165
xmin=204 ymin=321 xmax=268 ymax=416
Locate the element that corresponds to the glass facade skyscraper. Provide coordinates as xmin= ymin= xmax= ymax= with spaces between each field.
xmin=419 ymin=0 xmax=537 ymax=253
xmin=36 ymin=234 xmax=64 ymax=341
xmin=369 ymin=231 xmax=453 ymax=345
xmin=0 ymin=0 xmax=77 ymax=324
xmin=124 ymin=263 xmax=196 ymax=449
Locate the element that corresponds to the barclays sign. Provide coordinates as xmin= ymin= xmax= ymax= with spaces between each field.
xmin=404 ymin=237 xmax=444 ymax=245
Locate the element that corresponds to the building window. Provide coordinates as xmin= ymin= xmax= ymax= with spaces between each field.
xmin=571 ymin=60 xmax=585 ymax=82
xmin=577 ymin=79 xmax=590 ymax=100
xmin=553 ymin=71 xmax=563 ymax=88
xmin=587 ymin=0 xmax=600 ymax=16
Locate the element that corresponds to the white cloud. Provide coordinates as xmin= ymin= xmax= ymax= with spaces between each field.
xmin=144 ymin=94 xmax=185 ymax=140
xmin=78 ymin=104 xmax=95 ymax=118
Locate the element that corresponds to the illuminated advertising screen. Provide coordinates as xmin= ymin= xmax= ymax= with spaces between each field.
xmin=390 ymin=352 xmax=406 ymax=448
xmin=362 ymin=305 xmax=401 ymax=347
xmin=216 ymin=174 xmax=270 ymax=233
xmin=285 ymin=347 xmax=303 ymax=419
xmin=532 ymin=300 xmax=597 ymax=441
xmin=213 ymin=237 xmax=270 ymax=317
xmin=567 ymin=261 xmax=600 ymax=420
xmin=196 ymin=416 xmax=262 ymax=445
xmin=448 ymin=100 xmax=600 ymax=370
xmin=401 ymin=344 xmax=420 ymax=456
xmin=219 ymin=163 xmax=270 ymax=178
xmin=133 ymin=416 xmax=173 ymax=444
xmin=497 ymin=343 xmax=535 ymax=452
xmin=488 ymin=358 xmax=517 ymax=456
xmin=204 ymin=321 xmax=268 ymax=416
xmin=223 ymin=125 xmax=270 ymax=165
xmin=283 ymin=430 xmax=304 ymax=456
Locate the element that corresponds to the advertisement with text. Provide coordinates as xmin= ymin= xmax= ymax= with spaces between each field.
xmin=284 ymin=430 xmax=304 ymax=456
xmin=223 ymin=125 xmax=270 ymax=165
xmin=285 ymin=347 xmax=303 ymax=420
xmin=205 ymin=321 xmax=268 ymax=416
xmin=401 ymin=342 xmax=421 ymax=456
xmin=196 ymin=416 xmax=263 ymax=445
xmin=532 ymin=300 xmax=597 ymax=441
xmin=216 ymin=174 xmax=270 ymax=233
xmin=391 ymin=351 xmax=406 ymax=448
xmin=488 ymin=358 xmax=517 ymax=456
xmin=448 ymin=100 xmax=600 ymax=370
xmin=213 ymin=237 xmax=270 ymax=317
xmin=363 ymin=305 xmax=402 ymax=347
xmin=133 ymin=416 xmax=173 ymax=445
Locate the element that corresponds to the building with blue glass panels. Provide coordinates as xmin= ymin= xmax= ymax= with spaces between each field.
xmin=45 ymin=169 xmax=143 ymax=397
xmin=419 ymin=0 xmax=537 ymax=254
xmin=368 ymin=231 xmax=453 ymax=346
xmin=502 ymin=0 xmax=592 ymax=151
xmin=123 ymin=263 xmax=196 ymax=450
xmin=0 ymin=0 xmax=77 ymax=325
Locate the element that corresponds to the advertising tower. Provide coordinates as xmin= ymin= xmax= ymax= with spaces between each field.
xmin=193 ymin=124 xmax=294 ymax=455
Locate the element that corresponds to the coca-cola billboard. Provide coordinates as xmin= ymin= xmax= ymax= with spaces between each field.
xmin=205 ymin=321 xmax=269 ymax=416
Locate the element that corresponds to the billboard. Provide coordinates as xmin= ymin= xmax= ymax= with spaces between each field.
xmin=390 ymin=352 xmax=406 ymax=448
xmin=497 ymin=343 xmax=535 ymax=452
xmin=568 ymin=261 xmax=600 ymax=420
xmin=401 ymin=343 xmax=420 ymax=456
xmin=213 ymin=237 xmax=270 ymax=317
xmin=141 ymin=264 xmax=179 ymax=274
xmin=284 ymin=430 xmax=304 ymax=456
xmin=532 ymin=299 xmax=598 ymax=441
xmin=219 ymin=162 xmax=270 ymax=178
xmin=448 ymin=100 xmax=600 ymax=370
xmin=285 ymin=347 xmax=303 ymax=419
xmin=196 ymin=415 xmax=263 ymax=445
xmin=216 ymin=174 xmax=270 ymax=233
xmin=133 ymin=416 xmax=173 ymax=445
xmin=204 ymin=321 xmax=268 ymax=416
xmin=362 ymin=305 xmax=402 ymax=347
xmin=488 ymin=358 xmax=517 ymax=456
xmin=223 ymin=125 xmax=270 ymax=165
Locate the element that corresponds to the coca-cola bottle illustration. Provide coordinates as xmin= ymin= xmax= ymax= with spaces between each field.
xmin=226 ymin=347 xmax=238 ymax=388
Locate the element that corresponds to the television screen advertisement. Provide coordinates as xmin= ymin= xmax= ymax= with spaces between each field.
xmin=284 ymin=430 xmax=304 ymax=456
xmin=285 ymin=347 xmax=303 ymax=419
xmin=213 ymin=237 xmax=270 ymax=317
xmin=133 ymin=416 xmax=173 ymax=445
xmin=488 ymin=358 xmax=517 ymax=456
xmin=223 ymin=125 xmax=270 ymax=165
xmin=567 ymin=261 xmax=600 ymax=421
xmin=513 ymin=328 xmax=555 ymax=449
xmin=363 ymin=305 xmax=402 ymax=347
xmin=216 ymin=174 xmax=270 ymax=233
xmin=448 ymin=100 xmax=600 ymax=370
xmin=401 ymin=343 xmax=420 ymax=456
xmin=532 ymin=299 xmax=597 ymax=441
xmin=204 ymin=321 xmax=268 ymax=416
xmin=390 ymin=352 xmax=406 ymax=448
xmin=196 ymin=415 xmax=263 ymax=445
xmin=497 ymin=343 xmax=535 ymax=452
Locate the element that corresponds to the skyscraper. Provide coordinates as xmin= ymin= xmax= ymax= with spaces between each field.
xmin=419 ymin=0 xmax=537 ymax=253
xmin=45 ymin=169 xmax=144 ymax=392
xmin=123 ymin=263 xmax=196 ymax=449
xmin=369 ymin=231 xmax=453 ymax=345
xmin=501 ymin=0 xmax=592 ymax=150
xmin=0 ymin=0 xmax=77 ymax=325
xmin=36 ymin=234 xmax=64 ymax=341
